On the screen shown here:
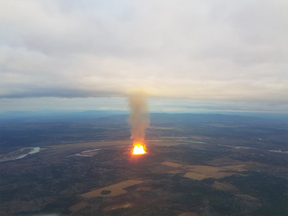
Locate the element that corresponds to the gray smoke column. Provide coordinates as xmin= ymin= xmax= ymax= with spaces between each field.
xmin=128 ymin=92 xmax=150 ymax=144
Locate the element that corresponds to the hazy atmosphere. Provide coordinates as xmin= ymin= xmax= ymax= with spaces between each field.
xmin=1 ymin=2 xmax=288 ymax=216
xmin=1 ymin=0 xmax=287 ymax=112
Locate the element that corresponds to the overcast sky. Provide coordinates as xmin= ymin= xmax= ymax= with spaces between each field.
xmin=0 ymin=0 xmax=287 ymax=113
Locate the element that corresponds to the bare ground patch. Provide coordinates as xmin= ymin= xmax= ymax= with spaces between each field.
xmin=212 ymin=181 xmax=237 ymax=191
xmin=81 ymin=180 xmax=143 ymax=198
xmin=168 ymin=170 xmax=184 ymax=174
xmin=69 ymin=201 xmax=89 ymax=212
xmin=162 ymin=161 xmax=183 ymax=167
xmin=183 ymin=164 xmax=246 ymax=180
xmin=103 ymin=203 xmax=132 ymax=211
xmin=236 ymin=194 xmax=259 ymax=200
xmin=160 ymin=161 xmax=247 ymax=180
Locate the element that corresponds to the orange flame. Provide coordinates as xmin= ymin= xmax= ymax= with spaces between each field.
xmin=132 ymin=143 xmax=147 ymax=155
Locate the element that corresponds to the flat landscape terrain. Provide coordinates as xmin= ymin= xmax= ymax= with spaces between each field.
xmin=81 ymin=180 xmax=143 ymax=198
xmin=0 ymin=113 xmax=287 ymax=216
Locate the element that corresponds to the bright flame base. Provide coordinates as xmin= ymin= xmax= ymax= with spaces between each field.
xmin=132 ymin=144 xmax=146 ymax=155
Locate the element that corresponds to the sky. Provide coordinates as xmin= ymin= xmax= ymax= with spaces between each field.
xmin=0 ymin=0 xmax=287 ymax=113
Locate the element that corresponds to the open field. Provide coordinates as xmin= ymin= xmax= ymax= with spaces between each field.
xmin=162 ymin=161 xmax=247 ymax=180
xmin=0 ymin=113 xmax=287 ymax=216
xmin=212 ymin=181 xmax=237 ymax=191
xmin=81 ymin=180 xmax=143 ymax=198
xmin=236 ymin=194 xmax=259 ymax=200
xmin=184 ymin=164 xmax=246 ymax=180
xmin=162 ymin=161 xmax=182 ymax=167
xmin=103 ymin=202 xmax=132 ymax=211
xmin=69 ymin=201 xmax=89 ymax=212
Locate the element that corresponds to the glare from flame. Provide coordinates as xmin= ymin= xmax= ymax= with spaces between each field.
xmin=132 ymin=143 xmax=147 ymax=155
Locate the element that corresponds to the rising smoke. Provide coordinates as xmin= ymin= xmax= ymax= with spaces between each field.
xmin=128 ymin=92 xmax=150 ymax=144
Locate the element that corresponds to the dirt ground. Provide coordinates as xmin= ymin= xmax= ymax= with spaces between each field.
xmin=103 ymin=203 xmax=132 ymax=211
xmin=183 ymin=164 xmax=246 ymax=180
xmin=162 ymin=161 xmax=182 ymax=167
xmin=162 ymin=161 xmax=247 ymax=180
xmin=69 ymin=201 xmax=89 ymax=212
xmin=212 ymin=181 xmax=237 ymax=191
xmin=236 ymin=194 xmax=259 ymax=200
xmin=81 ymin=180 xmax=143 ymax=198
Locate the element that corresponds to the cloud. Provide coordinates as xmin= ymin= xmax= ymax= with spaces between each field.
xmin=0 ymin=0 xmax=287 ymax=112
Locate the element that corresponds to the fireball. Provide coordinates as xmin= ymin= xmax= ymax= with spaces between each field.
xmin=132 ymin=143 xmax=147 ymax=155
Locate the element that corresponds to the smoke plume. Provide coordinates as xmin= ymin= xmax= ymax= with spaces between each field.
xmin=128 ymin=92 xmax=150 ymax=144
